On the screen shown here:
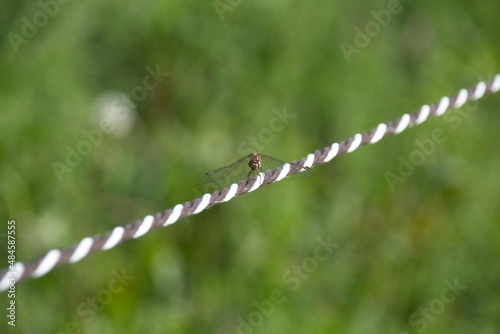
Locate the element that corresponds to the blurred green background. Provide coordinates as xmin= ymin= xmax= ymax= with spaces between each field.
xmin=1 ymin=0 xmax=499 ymax=333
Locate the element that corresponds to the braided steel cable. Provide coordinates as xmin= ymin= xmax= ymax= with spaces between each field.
xmin=1 ymin=75 xmax=499 ymax=292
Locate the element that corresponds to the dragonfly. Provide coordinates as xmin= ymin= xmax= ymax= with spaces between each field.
xmin=203 ymin=153 xmax=308 ymax=189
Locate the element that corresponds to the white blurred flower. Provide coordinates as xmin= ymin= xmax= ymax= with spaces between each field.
xmin=92 ymin=91 xmax=136 ymax=138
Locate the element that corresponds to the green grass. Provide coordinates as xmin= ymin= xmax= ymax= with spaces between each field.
xmin=1 ymin=0 xmax=500 ymax=333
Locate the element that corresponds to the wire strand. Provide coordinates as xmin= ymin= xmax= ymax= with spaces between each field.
xmin=1 ymin=75 xmax=499 ymax=292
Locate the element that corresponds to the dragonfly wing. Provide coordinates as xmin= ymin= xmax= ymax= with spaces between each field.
xmin=260 ymin=154 xmax=311 ymax=178
xmin=203 ymin=154 xmax=252 ymax=188
xmin=259 ymin=154 xmax=287 ymax=171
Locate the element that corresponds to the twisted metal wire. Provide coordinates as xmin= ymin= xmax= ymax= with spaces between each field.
xmin=1 ymin=75 xmax=499 ymax=292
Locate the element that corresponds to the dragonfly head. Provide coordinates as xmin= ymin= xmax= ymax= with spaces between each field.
xmin=248 ymin=153 xmax=262 ymax=171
